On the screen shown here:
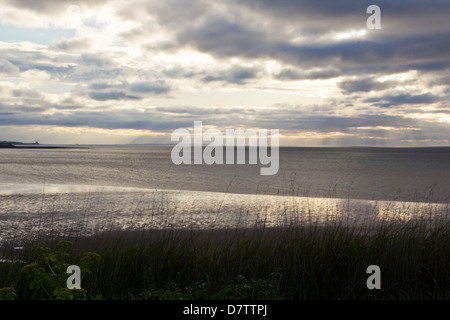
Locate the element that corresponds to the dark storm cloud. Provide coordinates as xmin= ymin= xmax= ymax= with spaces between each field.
xmin=269 ymin=32 xmax=450 ymax=69
xmin=385 ymin=93 xmax=439 ymax=105
xmin=150 ymin=0 xmax=450 ymax=81
xmin=275 ymin=59 xmax=450 ymax=83
xmin=87 ymin=80 xmax=171 ymax=101
xmin=230 ymin=0 xmax=450 ymax=34
xmin=2 ymin=0 xmax=450 ymax=146
xmin=338 ymin=77 xmax=396 ymax=94
xmin=3 ymin=53 xmax=51 ymax=70
xmin=0 ymin=46 xmax=76 ymax=78
xmin=430 ymin=76 xmax=450 ymax=87
xmin=162 ymin=67 xmax=196 ymax=78
xmin=275 ymin=69 xmax=302 ymax=81
xmin=89 ymin=82 xmax=110 ymax=90
xmin=242 ymin=110 xmax=421 ymax=133
xmin=0 ymin=108 xmax=193 ymax=132
xmin=129 ymin=81 xmax=170 ymax=94
xmin=201 ymin=66 xmax=260 ymax=84
xmin=0 ymin=100 xmax=83 ymax=113
xmin=176 ymin=17 xmax=268 ymax=59
xmin=88 ymin=91 xmax=141 ymax=101
xmin=3 ymin=0 xmax=77 ymax=12
xmin=19 ymin=63 xmax=74 ymax=76
xmin=135 ymin=105 xmax=422 ymax=135
xmin=0 ymin=102 xmax=33 ymax=113
xmin=172 ymin=20 xmax=450 ymax=80
xmin=291 ymin=115 xmax=414 ymax=133
xmin=68 ymin=68 xmax=123 ymax=83
xmin=276 ymin=68 xmax=340 ymax=81
xmin=2 ymin=99 xmax=449 ymax=145
xmin=3 ymin=0 xmax=109 ymax=14
xmin=340 ymin=60 xmax=450 ymax=79
xmin=365 ymin=93 xmax=440 ymax=107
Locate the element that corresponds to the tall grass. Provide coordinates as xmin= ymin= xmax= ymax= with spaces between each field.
xmin=0 ymin=187 xmax=449 ymax=300
xmin=1 ymin=221 xmax=449 ymax=299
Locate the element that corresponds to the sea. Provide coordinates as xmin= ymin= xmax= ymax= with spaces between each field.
xmin=1 ymin=146 xmax=449 ymax=243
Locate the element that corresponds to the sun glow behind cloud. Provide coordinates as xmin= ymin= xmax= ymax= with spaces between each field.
xmin=333 ymin=28 xmax=367 ymax=41
xmin=0 ymin=0 xmax=449 ymax=146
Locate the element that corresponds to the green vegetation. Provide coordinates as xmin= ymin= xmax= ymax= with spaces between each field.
xmin=1 ymin=219 xmax=449 ymax=300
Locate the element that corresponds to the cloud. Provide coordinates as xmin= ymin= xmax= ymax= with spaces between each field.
xmin=2 ymin=0 xmax=110 ymax=16
xmin=87 ymin=80 xmax=171 ymax=101
xmin=276 ymin=68 xmax=340 ymax=80
xmin=0 ymin=107 xmax=193 ymax=132
xmin=202 ymin=66 xmax=260 ymax=84
xmin=129 ymin=81 xmax=170 ymax=94
xmin=50 ymin=37 xmax=92 ymax=52
xmin=0 ymin=0 xmax=449 ymax=145
xmin=3 ymin=0 xmax=80 ymax=13
xmin=0 ymin=59 xmax=20 ymax=75
xmin=79 ymin=53 xmax=112 ymax=67
xmin=365 ymin=93 xmax=440 ymax=107
xmin=88 ymin=91 xmax=141 ymax=101
xmin=338 ymin=77 xmax=396 ymax=94
xmin=229 ymin=0 xmax=450 ymax=36
xmin=149 ymin=0 xmax=450 ymax=80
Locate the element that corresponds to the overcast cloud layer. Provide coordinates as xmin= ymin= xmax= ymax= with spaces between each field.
xmin=0 ymin=0 xmax=449 ymax=145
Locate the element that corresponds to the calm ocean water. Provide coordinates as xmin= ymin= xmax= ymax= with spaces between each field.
xmin=1 ymin=146 xmax=449 ymax=242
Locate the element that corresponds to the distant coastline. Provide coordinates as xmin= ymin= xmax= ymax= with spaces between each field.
xmin=0 ymin=141 xmax=86 ymax=149
xmin=2 ymin=141 xmax=450 ymax=150
xmin=0 ymin=142 xmax=14 ymax=148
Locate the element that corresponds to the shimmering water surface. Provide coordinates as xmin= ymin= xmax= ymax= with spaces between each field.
xmin=1 ymin=146 xmax=449 ymax=242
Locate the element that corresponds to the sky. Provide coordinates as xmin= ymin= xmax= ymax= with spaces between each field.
xmin=0 ymin=0 xmax=449 ymax=146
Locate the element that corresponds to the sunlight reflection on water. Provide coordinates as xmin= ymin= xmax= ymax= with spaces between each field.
xmin=0 ymin=183 xmax=448 ymax=244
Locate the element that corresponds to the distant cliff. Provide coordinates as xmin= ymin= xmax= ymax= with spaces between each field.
xmin=0 ymin=141 xmax=39 ymax=147
xmin=0 ymin=142 xmax=14 ymax=148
